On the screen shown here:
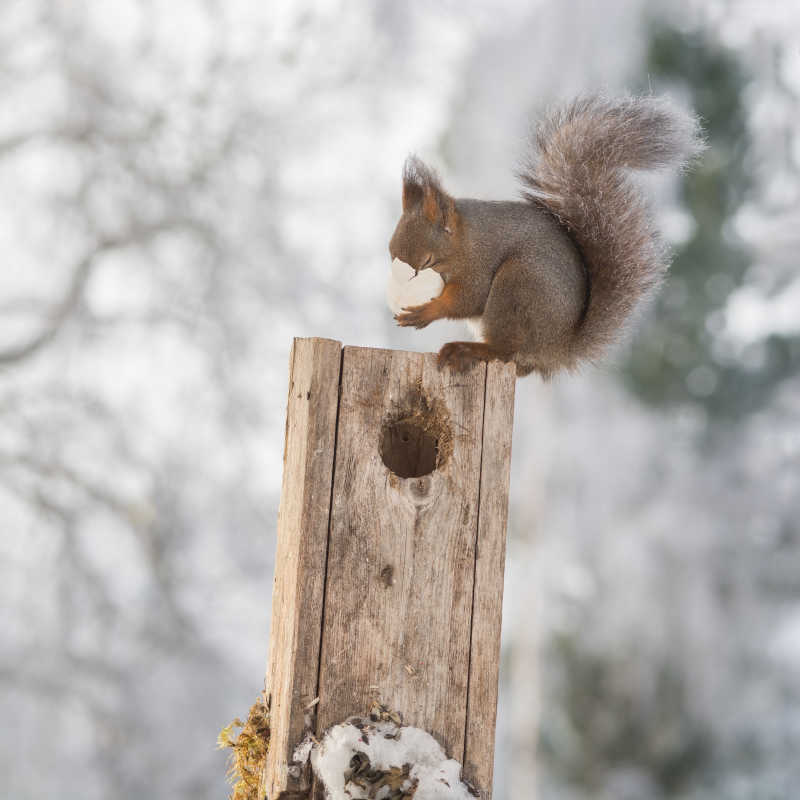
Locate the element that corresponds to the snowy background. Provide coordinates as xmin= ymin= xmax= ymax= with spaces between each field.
xmin=1 ymin=1 xmax=799 ymax=799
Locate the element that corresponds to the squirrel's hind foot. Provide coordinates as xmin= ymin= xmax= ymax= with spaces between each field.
xmin=437 ymin=341 xmax=513 ymax=373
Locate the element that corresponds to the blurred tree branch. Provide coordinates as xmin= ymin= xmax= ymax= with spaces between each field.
xmin=0 ymin=246 xmax=97 ymax=364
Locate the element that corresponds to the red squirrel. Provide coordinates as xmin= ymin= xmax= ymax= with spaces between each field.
xmin=389 ymin=95 xmax=704 ymax=377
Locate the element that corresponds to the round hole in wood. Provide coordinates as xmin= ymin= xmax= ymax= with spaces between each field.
xmin=380 ymin=418 xmax=438 ymax=478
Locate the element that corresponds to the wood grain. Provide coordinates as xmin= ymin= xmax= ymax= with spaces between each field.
xmin=463 ymin=360 xmax=516 ymax=795
xmin=263 ymin=337 xmax=342 ymax=800
xmin=263 ymin=340 xmax=515 ymax=800
xmin=314 ymin=345 xmax=500 ymax=796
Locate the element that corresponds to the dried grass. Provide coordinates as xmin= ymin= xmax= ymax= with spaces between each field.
xmin=218 ymin=693 xmax=271 ymax=800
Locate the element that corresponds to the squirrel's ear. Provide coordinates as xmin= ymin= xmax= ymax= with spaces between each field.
xmin=402 ymin=177 xmax=424 ymax=211
xmin=421 ymin=184 xmax=440 ymax=224
xmin=401 ymin=157 xmax=455 ymax=228
xmin=422 ymin=183 xmax=456 ymax=230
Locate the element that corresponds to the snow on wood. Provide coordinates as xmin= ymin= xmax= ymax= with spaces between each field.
xmin=295 ymin=712 xmax=479 ymax=799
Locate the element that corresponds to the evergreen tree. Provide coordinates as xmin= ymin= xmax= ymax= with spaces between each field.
xmin=624 ymin=26 xmax=799 ymax=417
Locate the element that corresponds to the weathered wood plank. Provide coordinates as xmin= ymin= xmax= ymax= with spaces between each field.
xmin=463 ymin=360 xmax=517 ymax=795
xmin=315 ymin=346 xmax=487 ymax=767
xmin=263 ymin=340 xmax=516 ymax=800
xmin=263 ymin=337 xmax=342 ymax=800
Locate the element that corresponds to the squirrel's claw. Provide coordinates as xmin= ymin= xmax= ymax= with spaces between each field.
xmin=395 ymin=304 xmax=432 ymax=329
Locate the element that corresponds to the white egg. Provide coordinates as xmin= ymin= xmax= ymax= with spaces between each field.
xmin=386 ymin=258 xmax=445 ymax=316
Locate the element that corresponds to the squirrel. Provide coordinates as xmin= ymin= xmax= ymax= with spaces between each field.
xmin=389 ymin=95 xmax=704 ymax=377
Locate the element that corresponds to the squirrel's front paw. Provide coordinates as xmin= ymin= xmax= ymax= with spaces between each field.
xmin=394 ymin=303 xmax=434 ymax=329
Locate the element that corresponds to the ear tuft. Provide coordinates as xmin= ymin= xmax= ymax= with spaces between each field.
xmin=401 ymin=156 xmax=421 ymax=210
xmin=403 ymin=155 xmax=440 ymax=189
xmin=401 ymin=155 xmax=455 ymax=227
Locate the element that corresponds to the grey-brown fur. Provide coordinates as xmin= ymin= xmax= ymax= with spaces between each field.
xmin=389 ymin=95 xmax=705 ymax=378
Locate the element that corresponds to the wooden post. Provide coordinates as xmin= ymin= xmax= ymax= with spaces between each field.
xmin=263 ymin=338 xmax=515 ymax=800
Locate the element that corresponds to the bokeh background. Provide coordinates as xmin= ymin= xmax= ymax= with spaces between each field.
xmin=1 ymin=1 xmax=799 ymax=798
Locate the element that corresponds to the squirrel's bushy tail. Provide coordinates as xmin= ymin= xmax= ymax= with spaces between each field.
xmin=519 ymin=95 xmax=704 ymax=364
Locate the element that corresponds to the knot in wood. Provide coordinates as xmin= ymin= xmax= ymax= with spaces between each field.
xmin=409 ymin=475 xmax=432 ymax=499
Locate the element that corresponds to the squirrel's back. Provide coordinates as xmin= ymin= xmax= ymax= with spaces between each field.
xmin=518 ymin=95 xmax=705 ymax=368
